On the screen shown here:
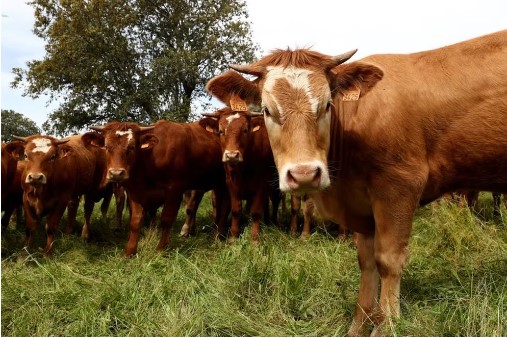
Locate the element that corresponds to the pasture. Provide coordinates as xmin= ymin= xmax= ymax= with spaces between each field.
xmin=1 ymin=193 xmax=506 ymax=336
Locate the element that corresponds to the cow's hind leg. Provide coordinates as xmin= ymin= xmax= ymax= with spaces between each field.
xmin=44 ymin=203 xmax=68 ymax=255
xmin=65 ymin=196 xmax=80 ymax=235
xmin=180 ymin=190 xmax=205 ymax=237
xmin=81 ymin=195 xmax=96 ymax=241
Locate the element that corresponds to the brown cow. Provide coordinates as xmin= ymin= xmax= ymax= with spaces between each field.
xmin=202 ymin=107 xmax=280 ymax=242
xmin=206 ymin=30 xmax=507 ymax=335
xmin=84 ymin=120 xmax=230 ymax=256
xmin=2 ymin=141 xmax=25 ymax=228
xmin=14 ymin=134 xmax=110 ymax=254
xmin=457 ymin=191 xmax=506 ymax=217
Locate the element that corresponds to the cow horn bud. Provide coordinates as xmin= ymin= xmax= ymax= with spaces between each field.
xmin=229 ymin=64 xmax=265 ymax=77
xmin=202 ymin=112 xmax=220 ymax=118
xmin=332 ymin=49 xmax=358 ymax=65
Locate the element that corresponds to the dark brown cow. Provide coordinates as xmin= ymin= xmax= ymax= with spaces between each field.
xmin=84 ymin=120 xmax=230 ymax=256
xmin=14 ymin=134 xmax=110 ymax=254
xmin=202 ymin=107 xmax=280 ymax=242
xmin=2 ymin=141 xmax=25 ymax=228
xmin=207 ymin=30 xmax=507 ymax=335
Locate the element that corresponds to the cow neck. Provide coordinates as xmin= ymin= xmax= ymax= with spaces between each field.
xmin=330 ymin=98 xmax=360 ymax=180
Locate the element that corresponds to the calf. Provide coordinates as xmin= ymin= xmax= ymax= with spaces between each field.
xmin=13 ymin=134 xmax=109 ymax=254
xmin=84 ymin=119 xmax=230 ymax=256
xmin=203 ymin=107 xmax=280 ymax=242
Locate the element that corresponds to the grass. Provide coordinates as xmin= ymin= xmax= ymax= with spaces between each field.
xmin=1 ymin=193 xmax=506 ymax=336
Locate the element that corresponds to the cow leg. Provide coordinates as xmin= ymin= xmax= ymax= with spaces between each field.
xmin=249 ymin=191 xmax=266 ymax=243
xmin=369 ymin=196 xmax=417 ymax=336
xmin=114 ymin=185 xmax=126 ymax=230
xmin=100 ymin=187 xmax=113 ymax=223
xmin=125 ymin=200 xmax=145 ymax=256
xmin=1 ymin=205 xmax=15 ymax=229
xmin=301 ymin=197 xmax=314 ymax=239
xmin=270 ymin=190 xmax=282 ymax=227
xmin=81 ymin=195 xmax=95 ymax=241
xmin=180 ymin=190 xmax=205 ymax=237
xmin=156 ymin=193 xmax=183 ymax=252
xmin=228 ymin=194 xmax=242 ymax=243
xmin=347 ymin=220 xmax=378 ymax=337
xmin=44 ymin=203 xmax=68 ymax=255
xmin=213 ymin=188 xmax=231 ymax=240
xmin=23 ymin=205 xmax=38 ymax=250
xmin=492 ymin=192 xmax=501 ymax=217
xmin=65 ymin=196 xmax=80 ymax=235
xmin=289 ymin=194 xmax=301 ymax=236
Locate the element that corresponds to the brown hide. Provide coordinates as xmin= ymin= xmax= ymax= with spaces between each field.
xmin=205 ymin=107 xmax=279 ymax=241
xmin=208 ymin=30 xmax=507 ymax=335
xmin=1 ymin=141 xmax=25 ymax=227
xmin=84 ymin=120 xmax=229 ymax=256
xmin=19 ymin=134 xmax=107 ymax=254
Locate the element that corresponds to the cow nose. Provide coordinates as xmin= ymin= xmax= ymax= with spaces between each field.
xmin=286 ymin=165 xmax=322 ymax=191
xmin=26 ymin=172 xmax=47 ymax=185
xmin=108 ymin=168 xmax=128 ymax=182
xmin=223 ymin=150 xmax=242 ymax=162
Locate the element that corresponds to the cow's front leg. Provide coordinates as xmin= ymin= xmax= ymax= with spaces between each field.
xmin=44 ymin=203 xmax=68 ymax=255
xmin=156 ymin=192 xmax=183 ymax=251
xmin=347 ymin=217 xmax=378 ymax=337
xmin=82 ymin=195 xmax=96 ymax=241
xmin=249 ymin=190 xmax=267 ymax=243
xmin=65 ymin=196 xmax=79 ymax=235
xmin=125 ymin=200 xmax=144 ymax=256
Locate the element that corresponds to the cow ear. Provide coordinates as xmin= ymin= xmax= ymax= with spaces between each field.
xmin=199 ymin=116 xmax=219 ymax=134
xmin=206 ymin=71 xmax=261 ymax=108
xmin=58 ymin=144 xmax=73 ymax=159
xmin=251 ymin=117 xmax=263 ymax=133
xmin=4 ymin=141 xmax=25 ymax=160
xmin=82 ymin=132 xmax=105 ymax=148
xmin=139 ymin=134 xmax=158 ymax=150
xmin=329 ymin=61 xmax=383 ymax=100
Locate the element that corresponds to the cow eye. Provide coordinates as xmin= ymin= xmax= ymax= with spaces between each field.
xmin=262 ymin=106 xmax=270 ymax=117
xmin=326 ymin=101 xmax=332 ymax=111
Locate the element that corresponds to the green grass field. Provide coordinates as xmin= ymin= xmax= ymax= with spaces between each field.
xmin=2 ymin=193 xmax=506 ymax=336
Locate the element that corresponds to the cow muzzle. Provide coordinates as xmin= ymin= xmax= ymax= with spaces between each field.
xmin=26 ymin=172 xmax=47 ymax=185
xmin=107 ymin=168 xmax=129 ymax=182
xmin=222 ymin=150 xmax=243 ymax=163
xmin=281 ymin=163 xmax=329 ymax=192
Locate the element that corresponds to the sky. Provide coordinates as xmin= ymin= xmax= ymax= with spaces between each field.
xmin=1 ymin=0 xmax=506 ymax=129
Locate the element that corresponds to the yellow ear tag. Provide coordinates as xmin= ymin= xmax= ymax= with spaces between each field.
xmin=230 ymin=95 xmax=248 ymax=111
xmin=252 ymin=125 xmax=261 ymax=132
xmin=342 ymin=88 xmax=361 ymax=101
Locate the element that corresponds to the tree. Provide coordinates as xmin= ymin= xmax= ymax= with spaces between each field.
xmin=12 ymin=0 xmax=259 ymax=136
xmin=1 ymin=109 xmax=41 ymax=142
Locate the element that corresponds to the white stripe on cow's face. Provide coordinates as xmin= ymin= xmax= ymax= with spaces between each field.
xmin=31 ymin=138 xmax=52 ymax=153
xmin=264 ymin=66 xmax=319 ymax=115
xmin=115 ymin=129 xmax=133 ymax=143
xmin=226 ymin=113 xmax=241 ymax=125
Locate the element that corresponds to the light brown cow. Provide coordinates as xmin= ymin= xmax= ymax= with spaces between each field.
xmin=206 ymin=30 xmax=507 ymax=335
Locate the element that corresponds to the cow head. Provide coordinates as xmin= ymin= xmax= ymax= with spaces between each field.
xmin=12 ymin=135 xmax=71 ymax=186
xmin=202 ymin=108 xmax=263 ymax=164
xmin=84 ymin=122 xmax=156 ymax=183
xmin=206 ymin=49 xmax=383 ymax=193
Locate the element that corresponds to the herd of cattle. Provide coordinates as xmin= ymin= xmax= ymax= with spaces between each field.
xmin=2 ymin=30 xmax=506 ymax=335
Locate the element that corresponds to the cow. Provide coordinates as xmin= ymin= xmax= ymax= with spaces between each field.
xmin=201 ymin=106 xmax=280 ymax=243
xmin=2 ymin=141 xmax=25 ymax=228
xmin=84 ymin=119 xmax=230 ymax=256
xmin=206 ymin=30 xmax=507 ymax=335
xmin=12 ymin=134 xmax=112 ymax=254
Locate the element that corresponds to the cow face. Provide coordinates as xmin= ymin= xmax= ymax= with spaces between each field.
xmin=14 ymin=136 xmax=71 ymax=186
xmin=207 ymin=49 xmax=382 ymax=193
xmin=217 ymin=110 xmax=262 ymax=164
xmin=86 ymin=122 xmax=155 ymax=183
